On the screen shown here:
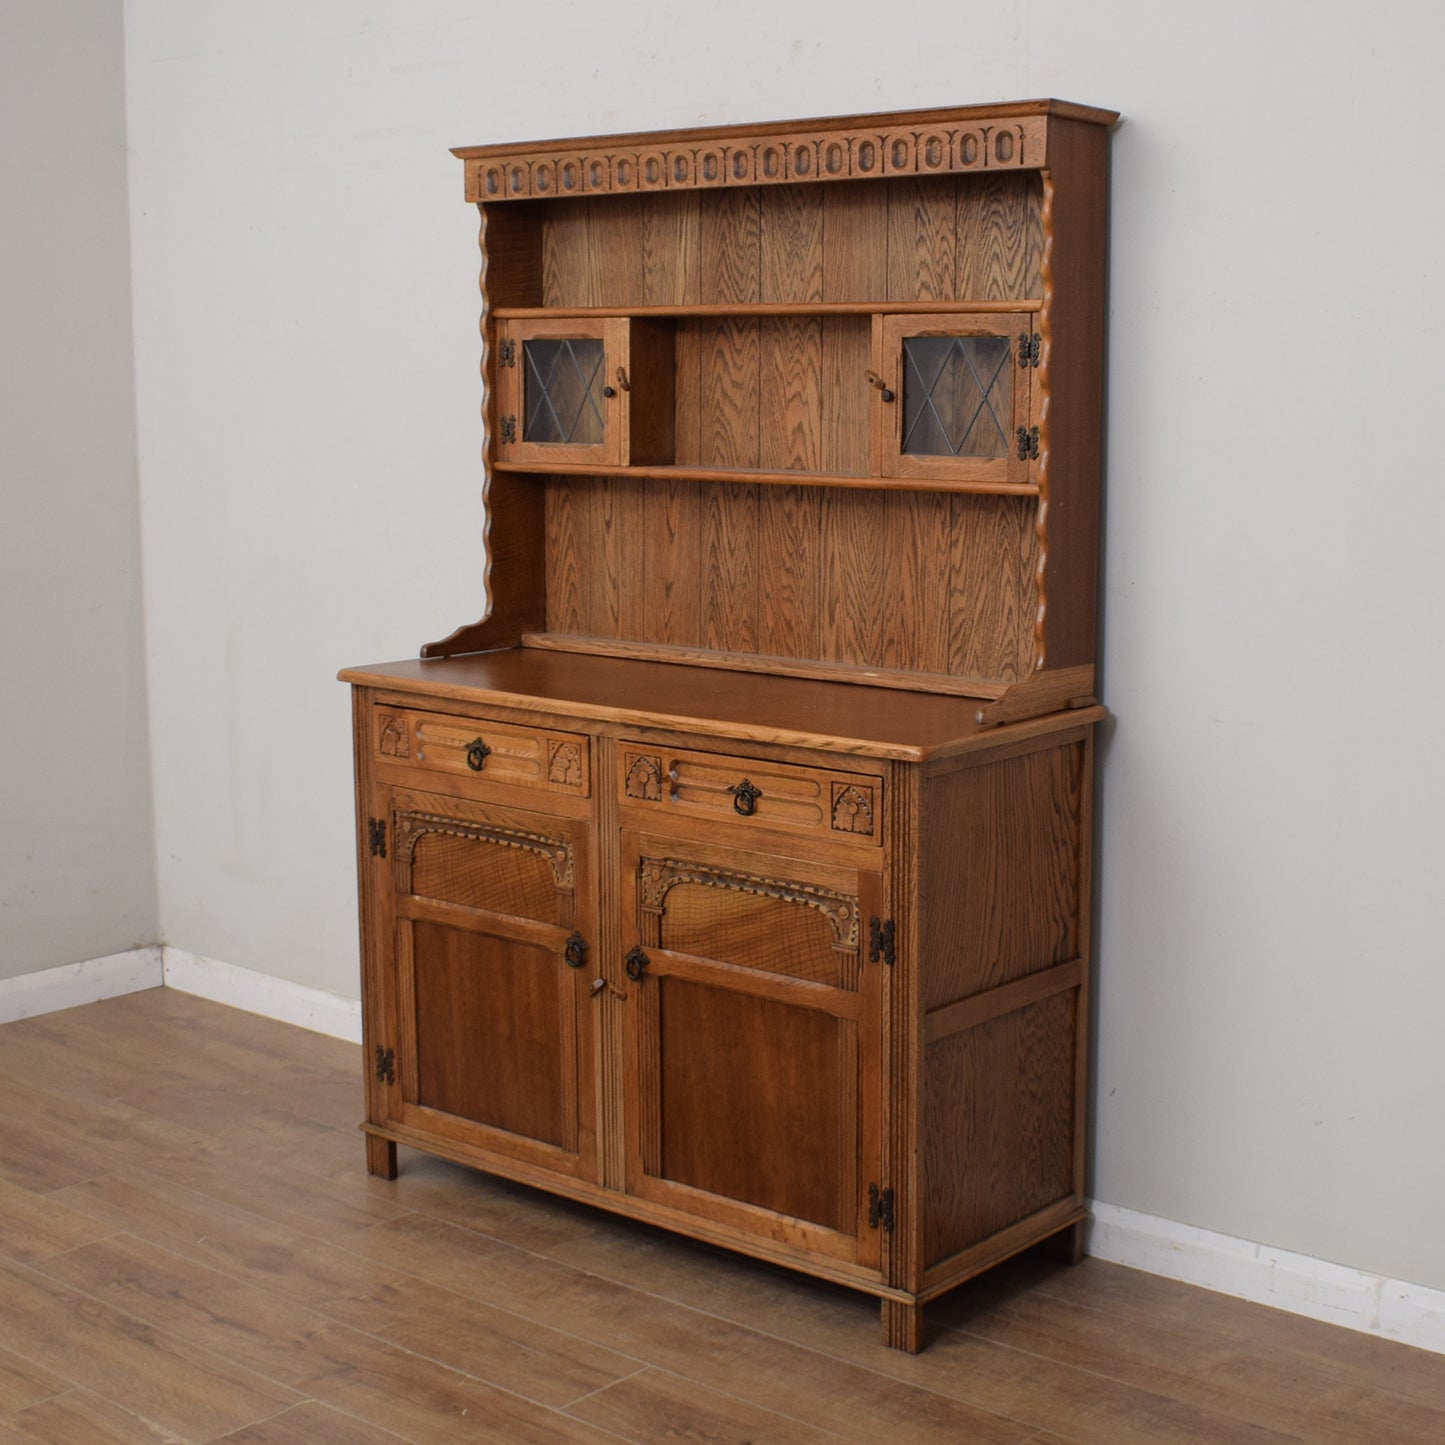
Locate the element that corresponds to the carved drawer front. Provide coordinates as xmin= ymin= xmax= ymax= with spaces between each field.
xmin=619 ymin=742 xmax=881 ymax=845
xmin=374 ymin=707 xmax=590 ymax=797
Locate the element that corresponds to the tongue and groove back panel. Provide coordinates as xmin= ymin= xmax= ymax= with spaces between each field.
xmin=533 ymin=173 xmax=1044 ymax=691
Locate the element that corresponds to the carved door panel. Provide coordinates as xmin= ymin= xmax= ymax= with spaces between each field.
xmin=618 ymin=829 xmax=884 ymax=1271
xmin=372 ymin=786 xmax=598 ymax=1182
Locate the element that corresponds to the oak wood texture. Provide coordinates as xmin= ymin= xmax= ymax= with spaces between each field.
xmin=348 ymin=101 xmax=1112 ymax=1353
xmin=5 ymin=990 xmax=1445 ymax=1442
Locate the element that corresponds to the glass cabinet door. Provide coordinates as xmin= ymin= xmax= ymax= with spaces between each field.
xmin=495 ymin=317 xmax=629 ymax=467
xmin=876 ymin=312 xmax=1036 ymax=486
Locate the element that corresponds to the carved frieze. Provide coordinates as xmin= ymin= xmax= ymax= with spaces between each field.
xmin=638 ymin=855 xmax=859 ymax=953
xmin=394 ymin=810 xmax=574 ymax=891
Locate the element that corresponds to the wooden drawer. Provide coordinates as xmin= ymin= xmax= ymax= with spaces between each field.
xmin=618 ymin=741 xmax=882 ymax=846
xmin=373 ymin=706 xmax=590 ymax=798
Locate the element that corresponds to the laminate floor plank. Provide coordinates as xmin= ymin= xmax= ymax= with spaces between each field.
xmin=0 ymin=1387 xmax=188 ymax=1444
xmin=0 ymin=1258 xmax=301 ymax=1441
xmin=342 ymin=1212 xmax=1034 ymax=1445
xmin=563 ymin=1365 xmax=848 ymax=1443
xmin=215 ymin=1400 xmax=412 ymax=1443
xmin=39 ymin=1235 xmax=626 ymax=1444
xmin=4 ymin=991 xmax=1444 ymax=1445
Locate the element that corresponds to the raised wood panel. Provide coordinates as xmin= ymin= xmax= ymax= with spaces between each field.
xmin=922 ymin=991 xmax=1076 ymax=1266
xmin=955 ymin=172 xmax=1044 ymax=300
xmin=657 ymin=977 xmax=848 ymax=1232
xmin=920 ymin=740 xmax=1083 ymax=1011
xmin=409 ymin=920 xmax=569 ymax=1149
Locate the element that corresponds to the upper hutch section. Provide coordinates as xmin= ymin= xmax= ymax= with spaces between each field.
xmin=432 ymin=102 xmax=1115 ymax=716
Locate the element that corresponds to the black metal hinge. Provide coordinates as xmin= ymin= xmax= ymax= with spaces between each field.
xmin=368 ymin=818 xmax=386 ymax=858
xmin=499 ymin=415 xmax=516 ymax=444
xmin=868 ymin=1183 xmax=895 ymax=1232
xmin=1018 ymin=331 xmax=1041 ymax=368
xmin=374 ymin=1045 xmax=395 ymax=1085
xmin=869 ymin=916 xmax=896 ymax=966
xmin=498 ymin=338 xmax=516 ymax=367
xmin=1016 ymin=424 xmax=1040 ymax=460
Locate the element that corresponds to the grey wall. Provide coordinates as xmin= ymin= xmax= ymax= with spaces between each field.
xmin=0 ymin=1 xmax=156 ymax=978
xmin=113 ymin=0 xmax=1445 ymax=1299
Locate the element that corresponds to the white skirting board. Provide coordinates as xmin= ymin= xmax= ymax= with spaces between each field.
xmin=0 ymin=946 xmax=163 ymax=1023
xmin=1 ymin=950 xmax=1441 ymax=1356
xmin=160 ymin=947 xmax=363 ymax=1043
xmin=1085 ymin=1201 xmax=1445 ymax=1355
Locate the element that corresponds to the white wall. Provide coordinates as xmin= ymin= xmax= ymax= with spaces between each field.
xmin=122 ymin=0 xmax=1445 ymax=1295
xmin=0 ymin=1 xmax=156 ymax=978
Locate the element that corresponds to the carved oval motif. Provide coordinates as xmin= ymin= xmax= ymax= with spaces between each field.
xmin=957 ymin=130 xmax=980 ymax=166
xmin=760 ymin=144 xmax=783 ymax=179
xmin=729 ymin=148 xmax=752 ymax=181
xmin=672 ymin=152 xmax=691 ymax=184
xmin=533 ymin=161 xmax=553 ymax=193
xmin=507 ymin=163 xmax=528 ymax=195
xmin=995 ymin=129 xmax=1015 ymax=163
xmin=790 ymin=142 xmax=812 ymax=177
xmin=482 ymin=166 xmax=503 ymax=197
xmin=886 ymin=133 xmax=913 ymax=171
xmin=823 ymin=140 xmax=845 ymax=175
xmin=559 ymin=159 xmax=579 ymax=192
xmin=642 ymin=152 xmax=664 ymax=186
xmin=921 ymin=133 xmax=947 ymax=169
xmin=614 ymin=155 xmax=635 ymax=188
xmin=855 ymin=138 xmax=877 ymax=172
xmin=586 ymin=157 xmax=607 ymax=189
xmin=699 ymin=149 xmax=722 ymax=183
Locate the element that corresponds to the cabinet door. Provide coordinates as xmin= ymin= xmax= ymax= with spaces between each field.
xmin=495 ymin=317 xmax=628 ymax=467
xmin=373 ymin=786 xmax=598 ymax=1182
xmin=619 ymin=830 xmax=883 ymax=1271
xmin=876 ymin=311 xmax=1035 ymax=486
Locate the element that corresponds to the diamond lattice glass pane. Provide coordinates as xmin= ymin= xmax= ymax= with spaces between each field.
xmin=523 ymin=338 xmax=605 ymax=445
xmin=900 ymin=334 xmax=1011 ymax=458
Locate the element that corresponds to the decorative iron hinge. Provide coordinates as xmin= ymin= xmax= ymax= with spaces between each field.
xmin=498 ymin=338 xmax=516 ymax=367
xmin=368 ymin=818 xmax=386 ymax=858
xmin=374 ymin=1046 xmax=395 ymax=1085
xmin=1018 ymin=331 xmax=1041 ymax=368
xmin=1016 ymin=424 xmax=1040 ymax=460
xmin=869 ymin=916 xmax=896 ymax=966
xmin=868 ymin=1183 xmax=895 ymax=1232
xmin=499 ymin=415 xmax=516 ymax=444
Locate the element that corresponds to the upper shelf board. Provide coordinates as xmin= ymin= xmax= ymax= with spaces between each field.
xmin=453 ymin=99 xmax=1121 ymax=205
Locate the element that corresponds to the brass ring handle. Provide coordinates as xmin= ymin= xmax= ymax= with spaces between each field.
xmin=624 ymin=946 xmax=649 ymax=982
xmin=564 ymin=932 xmax=589 ymax=969
xmin=465 ymin=738 xmax=491 ymax=771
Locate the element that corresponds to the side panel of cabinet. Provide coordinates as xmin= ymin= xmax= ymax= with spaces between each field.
xmin=618 ymin=828 xmax=884 ymax=1271
xmin=369 ymin=783 xmax=599 ymax=1183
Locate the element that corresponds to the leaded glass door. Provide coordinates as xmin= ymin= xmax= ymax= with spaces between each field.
xmin=877 ymin=313 xmax=1035 ymax=486
xmin=496 ymin=317 xmax=628 ymax=466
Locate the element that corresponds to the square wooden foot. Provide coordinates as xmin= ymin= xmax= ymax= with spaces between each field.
xmin=366 ymin=1133 xmax=398 ymax=1180
xmin=881 ymin=1298 xmax=923 ymax=1353
xmin=1041 ymin=1217 xmax=1086 ymax=1265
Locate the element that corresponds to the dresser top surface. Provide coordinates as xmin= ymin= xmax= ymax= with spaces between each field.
xmin=340 ymin=649 xmax=1099 ymax=762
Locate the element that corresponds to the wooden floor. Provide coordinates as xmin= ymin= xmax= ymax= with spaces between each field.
xmin=0 ymin=992 xmax=1442 ymax=1444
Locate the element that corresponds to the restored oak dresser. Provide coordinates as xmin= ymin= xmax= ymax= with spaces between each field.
xmin=342 ymin=99 xmax=1116 ymax=1350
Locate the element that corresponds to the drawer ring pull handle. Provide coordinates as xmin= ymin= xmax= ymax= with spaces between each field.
xmin=563 ymin=932 xmax=589 ymax=969
xmin=624 ymin=945 xmax=650 ymax=982
xmin=727 ymin=778 xmax=762 ymax=816
xmin=465 ymin=738 xmax=491 ymax=771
